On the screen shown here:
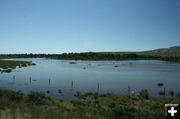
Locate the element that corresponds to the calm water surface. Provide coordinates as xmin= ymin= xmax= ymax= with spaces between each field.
xmin=0 ymin=58 xmax=180 ymax=100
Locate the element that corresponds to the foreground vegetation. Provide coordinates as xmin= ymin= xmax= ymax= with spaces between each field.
xmin=0 ymin=52 xmax=180 ymax=62
xmin=0 ymin=89 xmax=179 ymax=119
xmin=0 ymin=60 xmax=36 ymax=73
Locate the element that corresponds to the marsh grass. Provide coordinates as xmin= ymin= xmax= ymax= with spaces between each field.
xmin=1 ymin=69 xmax=12 ymax=73
xmin=0 ymin=60 xmax=36 ymax=73
xmin=157 ymin=82 xmax=164 ymax=87
xmin=0 ymin=89 xmax=179 ymax=119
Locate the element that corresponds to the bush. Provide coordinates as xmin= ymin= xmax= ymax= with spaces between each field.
xmin=74 ymin=91 xmax=81 ymax=98
xmin=0 ymin=89 xmax=24 ymax=102
xmin=176 ymin=92 xmax=180 ymax=99
xmin=26 ymin=91 xmax=47 ymax=105
xmin=58 ymin=89 xmax=63 ymax=96
xmin=131 ymin=94 xmax=140 ymax=100
xmin=8 ymin=91 xmax=24 ymax=102
xmin=169 ymin=90 xmax=174 ymax=97
xmin=139 ymin=89 xmax=149 ymax=99
xmin=0 ymin=89 xmax=5 ymax=97
xmin=112 ymin=106 xmax=124 ymax=118
xmin=71 ymin=99 xmax=89 ymax=106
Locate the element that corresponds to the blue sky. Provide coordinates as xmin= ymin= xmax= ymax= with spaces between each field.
xmin=0 ymin=0 xmax=180 ymax=54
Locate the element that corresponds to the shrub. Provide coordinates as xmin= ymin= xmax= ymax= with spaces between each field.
xmin=111 ymin=105 xmax=128 ymax=118
xmin=169 ymin=90 xmax=174 ymax=97
xmin=71 ymin=99 xmax=88 ymax=106
xmin=0 ymin=89 xmax=24 ymax=102
xmin=139 ymin=89 xmax=149 ymax=99
xmin=26 ymin=91 xmax=47 ymax=105
xmin=8 ymin=91 xmax=24 ymax=102
xmin=176 ymin=92 xmax=180 ymax=99
xmin=58 ymin=89 xmax=63 ymax=96
xmin=0 ymin=89 xmax=5 ymax=97
xmin=131 ymin=94 xmax=140 ymax=100
xmin=74 ymin=91 xmax=81 ymax=98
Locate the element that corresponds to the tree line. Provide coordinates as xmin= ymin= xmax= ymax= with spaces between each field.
xmin=0 ymin=52 xmax=179 ymax=62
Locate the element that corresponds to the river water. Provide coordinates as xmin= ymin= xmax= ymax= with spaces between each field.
xmin=0 ymin=58 xmax=180 ymax=100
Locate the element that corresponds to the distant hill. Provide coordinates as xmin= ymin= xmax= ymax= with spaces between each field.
xmin=137 ymin=46 xmax=180 ymax=57
xmin=98 ymin=46 xmax=180 ymax=57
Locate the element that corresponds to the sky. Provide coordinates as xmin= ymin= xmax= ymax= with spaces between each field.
xmin=0 ymin=0 xmax=180 ymax=54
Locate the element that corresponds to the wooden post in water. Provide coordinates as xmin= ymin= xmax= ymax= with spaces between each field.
xmin=164 ymin=88 xmax=166 ymax=97
xmin=71 ymin=80 xmax=74 ymax=89
xmin=13 ymin=75 xmax=15 ymax=80
xmin=128 ymin=85 xmax=130 ymax=97
xmin=29 ymin=77 xmax=31 ymax=84
xmin=49 ymin=79 xmax=51 ymax=86
xmin=97 ymin=83 xmax=100 ymax=93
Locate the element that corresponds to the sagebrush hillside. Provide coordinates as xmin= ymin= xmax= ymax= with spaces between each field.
xmin=99 ymin=46 xmax=180 ymax=57
xmin=139 ymin=46 xmax=180 ymax=57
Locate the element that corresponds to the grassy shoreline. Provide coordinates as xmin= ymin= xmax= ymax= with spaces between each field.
xmin=0 ymin=89 xmax=179 ymax=119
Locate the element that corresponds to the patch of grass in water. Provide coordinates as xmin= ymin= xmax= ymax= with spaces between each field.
xmin=1 ymin=69 xmax=12 ymax=73
xmin=46 ymin=90 xmax=50 ymax=94
xmin=157 ymin=82 xmax=164 ymax=87
xmin=0 ymin=60 xmax=36 ymax=73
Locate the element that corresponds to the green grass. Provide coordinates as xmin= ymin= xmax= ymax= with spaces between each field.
xmin=0 ymin=60 xmax=36 ymax=73
xmin=0 ymin=89 xmax=179 ymax=119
